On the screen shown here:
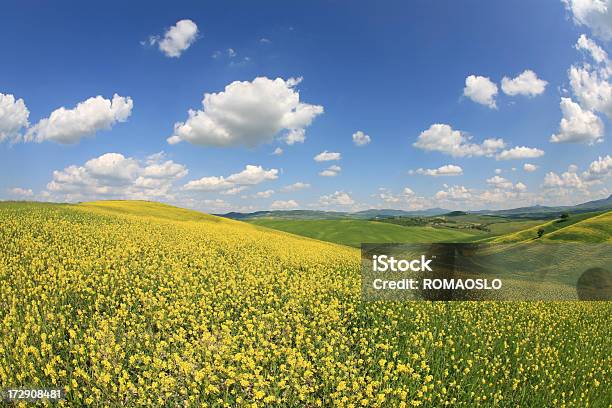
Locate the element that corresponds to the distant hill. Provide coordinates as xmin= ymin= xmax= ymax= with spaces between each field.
xmin=218 ymin=195 xmax=612 ymax=221
xmin=473 ymin=194 xmax=612 ymax=218
xmin=218 ymin=208 xmax=451 ymax=220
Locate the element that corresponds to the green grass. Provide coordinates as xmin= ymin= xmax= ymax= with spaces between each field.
xmin=486 ymin=211 xmax=610 ymax=243
xmin=248 ymin=218 xmax=477 ymax=247
xmin=545 ymin=211 xmax=612 ymax=243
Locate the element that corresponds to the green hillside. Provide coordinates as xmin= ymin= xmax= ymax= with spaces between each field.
xmin=248 ymin=218 xmax=476 ymax=247
xmin=487 ymin=211 xmax=611 ymax=243
xmin=545 ymin=211 xmax=612 ymax=243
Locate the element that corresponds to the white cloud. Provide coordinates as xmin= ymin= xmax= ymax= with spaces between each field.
xmin=319 ymin=165 xmax=341 ymax=177
xmin=562 ymin=0 xmax=612 ymax=41
xmin=582 ymin=154 xmax=612 ymax=180
xmin=415 ymin=164 xmax=463 ymax=177
xmin=24 ymin=94 xmax=133 ymax=144
xmin=8 ymin=187 xmax=33 ymax=197
xmin=435 ymin=185 xmax=472 ymax=200
xmin=576 ymin=34 xmax=609 ymax=64
xmin=272 ymin=147 xmax=283 ymax=155
xmin=227 ymin=48 xmax=237 ymax=58
xmin=319 ymin=191 xmax=354 ymax=206
xmin=202 ymin=199 xmax=230 ymax=211
xmin=45 ymin=152 xmax=187 ymax=201
xmin=260 ymin=38 xmax=271 ymax=44
xmin=413 ymin=124 xmax=505 ymax=157
xmin=501 ymin=70 xmax=548 ymax=97
xmin=270 ymin=199 xmax=299 ymax=209
xmin=284 ymin=128 xmax=306 ymax=145
xmin=514 ymin=182 xmax=528 ymax=192
xmin=220 ymin=186 xmax=248 ymax=195
xmin=523 ymin=163 xmax=538 ymax=172
xmin=183 ymin=165 xmax=278 ymax=193
xmin=550 ymin=97 xmax=604 ymax=144
xmin=539 ymin=155 xmax=611 ymax=205
xmin=183 ymin=176 xmax=233 ymax=192
xmin=372 ymin=187 xmax=417 ymax=204
xmin=495 ymin=168 xmax=503 ymax=174
xmin=0 ymin=93 xmax=29 ymax=142
xmin=254 ymin=189 xmax=275 ymax=198
xmin=352 ymin=130 xmax=371 ymax=146
xmin=496 ymin=146 xmax=545 ymax=160
xmin=226 ymin=165 xmax=278 ymax=185
xmin=168 ymin=77 xmax=323 ymax=147
xmin=314 ymin=150 xmax=341 ymax=161
xmin=486 ymin=175 xmax=514 ymax=189
xmin=281 ymin=182 xmax=310 ymax=192
xmin=463 ymin=75 xmax=498 ymax=108
xmin=569 ymin=35 xmax=612 ymax=119
xmin=543 ymin=170 xmax=586 ymax=189
xmin=151 ymin=19 xmax=199 ymax=58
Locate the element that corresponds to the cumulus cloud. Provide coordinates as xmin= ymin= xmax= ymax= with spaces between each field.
xmin=486 ymin=175 xmax=514 ymax=189
xmin=413 ymin=124 xmax=505 ymax=157
xmin=463 ymin=75 xmax=498 ymax=108
xmin=496 ymin=146 xmax=545 ymax=160
xmin=45 ymin=152 xmax=187 ymax=201
xmin=314 ymin=150 xmax=341 ymax=161
xmin=0 ymin=93 xmax=29 ymax=143
xmin=182 ymin=176 xmax=233 ymax=192
xmin=284 ymin=128 xmax=306 ymax=145
xmin=550 ymin=97 xmax=604 ymax=144
xmin=434 ymin=180 xmax=531 ymax=209
xmin=541 ymin=156 xmax=611 ymax=204
xmin=352 ymin=130 xmax=371 ymax=146
xmin=168 ymin=77 xmax=323 ymax=147
xmin=543 ymin=170 xmax=586 ymax=189
xmin=495 ymin=168 xmax=503 ymax=174
xmin=24 ymin=94 xmax=133 ymax=144
xmin=523 ymin=163 xmax=539 ymax=172
xmin=272 ymin=147 xmax=283 ymax=155
xmin=435 ymin=185 xmax=472 ymax=200
xmin=372 ymin=187 xmax=418 ymax=204
xmin=582 ymin=154 xmax=612 ymax=180
xmin=318 ymin=191 xmax=354 ymax=206
xmin=183 ymin=165 xmax=278 ymax=193
xmin=270 ymin=199 xmax=299 ymax=209
xmin=319 ymin=165 xmax=341 ymax=177
xmin=149 ymin=19 xmax=199 ymax=58
xmin=220 ymin=186 xmax=248 ymax=195
xmin=414 ymin=164 xmax=463 ymax=177
xmin=254 ymin=189 xmax=275 ymax=198
xmin=8 ymin=187 xmax=33 ymax=197
xmin=281 ymin=182 xmax=310 ymax=192
xmin=569 ymin=35 xmax=612 ymax=119
xmin=576 ymin=34 xmax=609 ymax=64
xmin=501 ymin=70 xmax=548 ymax=97
xmin=562 ymin=0 xmax=612 ymax=41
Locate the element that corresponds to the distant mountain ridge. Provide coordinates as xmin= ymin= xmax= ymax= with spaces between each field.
xmin=473 ymin=194 xmax=612 ymax=217
xmin=218 ymin=195 xmax=612 ymax=221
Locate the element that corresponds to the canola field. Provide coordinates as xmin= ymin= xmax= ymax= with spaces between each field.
xmin=0 ymin=201 xmax=610 ymax=407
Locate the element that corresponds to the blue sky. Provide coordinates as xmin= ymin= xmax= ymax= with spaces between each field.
xmin=1 ymin=0 xmax=611 ymax=212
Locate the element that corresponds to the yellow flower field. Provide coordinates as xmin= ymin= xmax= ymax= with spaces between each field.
xmin=0 ymin=201 xmax=610 ymax=407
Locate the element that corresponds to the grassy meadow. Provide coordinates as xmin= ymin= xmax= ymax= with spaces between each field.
xmin=248 ymin=219 xmax=476 ymax=247
xmin=0 ymin=201 xmax=610 ymax=407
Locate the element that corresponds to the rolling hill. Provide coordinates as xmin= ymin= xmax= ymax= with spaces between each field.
xmin=486 ymin=210 xmax=611 ymax=243
xmin=1 ymin=200 xmax=610 ymax=406
xmin=248 ymin=218 xmax=477 ymax=247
